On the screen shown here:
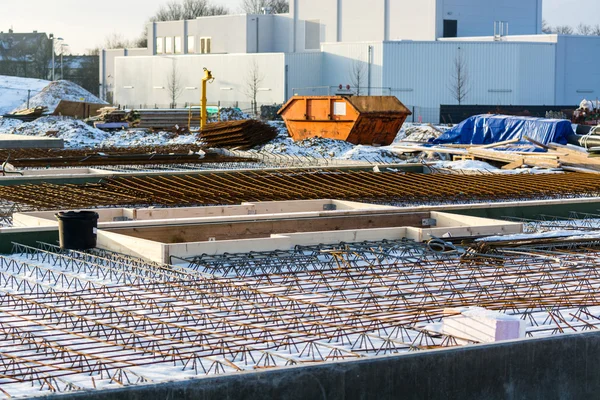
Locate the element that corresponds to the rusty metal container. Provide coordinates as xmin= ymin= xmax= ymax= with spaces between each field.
xmin=278 ymin=96 xmax=412 ymax=146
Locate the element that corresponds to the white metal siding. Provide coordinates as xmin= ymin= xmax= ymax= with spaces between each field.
xmin=285 ymin=52 xmax=323 ymax=98
xmin=321 ymin=42 xmax=384 ymax=95
xmin=555 ymin=36 xmax=600 ymax=105
xmin=382 ymin=41 xmax=555 ymax=107
xmin=114 ymin=53 xmax=286 ymax=109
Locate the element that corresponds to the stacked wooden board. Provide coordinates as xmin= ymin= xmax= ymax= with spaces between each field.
xmin=392 ymin=139 xmax=600 ymax=173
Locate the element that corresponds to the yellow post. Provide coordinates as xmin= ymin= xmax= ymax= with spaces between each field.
xmin=201 ymin=68 xmax=213 ymax=130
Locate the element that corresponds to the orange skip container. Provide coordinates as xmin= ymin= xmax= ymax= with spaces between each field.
xmin=278 ymin=96 xmax=412 ymax=146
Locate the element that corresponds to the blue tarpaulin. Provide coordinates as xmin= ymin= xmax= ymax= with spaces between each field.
xmin=432 ymin=115 xmax=573 ymax=146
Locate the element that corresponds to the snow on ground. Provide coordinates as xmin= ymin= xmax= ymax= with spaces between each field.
xmin=0 ymin=75 xmax=49 ymax=115
xmin=13 ymin=80 xmax=107 ymax=113
xmin=478 ymin=230 xmax=600 ymax=243
xmin=256 ymin=121 xmax=407 ymax=163
xmin=395 ymin=123 xmax=450 ymax=143
xmin=0 ymin=115 xmax=562 ymax=172
xmin=0 ymin=117 xmax=203 ymax=148
xmin=431 ymin=160 xmax=563 ymax=175
xmin=6 ymin=116 xmax=110 ymax=147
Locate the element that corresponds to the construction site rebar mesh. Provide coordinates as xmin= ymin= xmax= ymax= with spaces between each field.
xmin=0 ymin=171 xmax=599 ymax=213
xmin=2 ymin=237 xmax=600 ymax=396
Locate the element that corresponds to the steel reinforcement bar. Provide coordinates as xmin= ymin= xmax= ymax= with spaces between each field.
xmin=0 ymin=170 xmax=599 ymax=211
xmin=3 ymin=239 xmax=600 ymax=395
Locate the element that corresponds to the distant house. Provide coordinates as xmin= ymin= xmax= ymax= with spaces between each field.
xmin=0 ymin=30 xmax=52 ymax=80
xmin=60 ymin=55 xmax=100 ymax=96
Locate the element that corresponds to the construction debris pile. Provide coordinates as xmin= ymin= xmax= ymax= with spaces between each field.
xmin=88 ymin=107 xmax=249 ymax=132
xmin=393 ymin=114 xmax=600 ymax=174
xmin=4 ymin=106 xmax=48 ymax=122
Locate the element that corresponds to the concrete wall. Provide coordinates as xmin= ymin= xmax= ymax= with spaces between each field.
xmin=291 ymin=0 xmax=438 ymax=51
xmin=38 ymin=331 xmax=600 ymax=400
xmin=100 ymin=49 xmax=125 ymax=102
xmin=151 ymin=14 xmax=292 ymax=56
xmin=388 ymin=0 xmax=438 ymax=41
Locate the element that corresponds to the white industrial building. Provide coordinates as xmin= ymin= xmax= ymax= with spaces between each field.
xmin=100 ymin=0 xmax=598 ymax=123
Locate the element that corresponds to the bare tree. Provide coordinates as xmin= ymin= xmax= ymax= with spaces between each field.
xmin=154 ymin=0 xmax=228 ymax=21
xmin=243 ymin=60 xmax=264 ymax=116
xmin=348 ymin=58 xmax=367 ymax=96
xmin=103 ymin=33 xmax=132 ymax=49
xmin=449 ymin=50 xmax=469 ymax=105
xmin=542 ymin=19 xmax=553 ymax=34
xmin=166 ymin=61 xmax=184 ymax=108
xmin=241 ymin=0 xmax=289 ymax=14
xmin=130 ymin=0 xmax=228 ymax=50
xmin=577 ymin=23 xmax=593 ymax=35
xmin=553 ymin=25 xmax=574 ymax=35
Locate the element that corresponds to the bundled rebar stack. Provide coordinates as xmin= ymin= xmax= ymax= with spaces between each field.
xmin=200 ymin=120 xmax=279 ymax=150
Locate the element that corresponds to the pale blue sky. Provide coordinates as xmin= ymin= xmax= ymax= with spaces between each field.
xmin=0 ymin=0 xmax=593 ymax=54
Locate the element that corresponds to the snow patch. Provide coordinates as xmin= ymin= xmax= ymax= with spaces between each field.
xmin=0 ymin=75 xmax=49 ymax=115
xmin=13 ymin=80 xmax=107 ymax=113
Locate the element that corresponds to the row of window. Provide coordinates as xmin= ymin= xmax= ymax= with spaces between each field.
xmin=156 ymin=36 xmax=212 ymax=55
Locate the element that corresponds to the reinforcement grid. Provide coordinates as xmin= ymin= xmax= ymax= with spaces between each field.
xmin=0 ymin=171 xmax=599 ymax=212
xmin=1 ymin=239 xmax=600 ymax=396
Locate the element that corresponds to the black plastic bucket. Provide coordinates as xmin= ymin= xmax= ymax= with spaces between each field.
xmin=55 ymin=211 xmax=99 ymax=250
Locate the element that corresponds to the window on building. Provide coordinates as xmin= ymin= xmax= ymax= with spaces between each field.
xmin=174 ymin=36 xmax=182 ymax=54
xmin=188 ymin=36 xmax=196 ymax=53
xmin=200 ymin=37 xmax=212 ymax=54
xmin=156 ymin=37 xmax=164 ymax=54
xmin=305 ymin=20 xmax=321 ymax=50
xmin=443 ymin=20 xmax=458 ymax=38
xmin=165 ymin=37 xmax=173 ymax=54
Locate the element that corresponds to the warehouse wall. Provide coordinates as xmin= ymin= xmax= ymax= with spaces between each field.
xmin=100 ymin=49 xmax=125 ymax=102
xmin=555 ymin=35 xmax=600 ymax=106
xmin=320 ymin=42 xmax=384 ymax=96
xmin=382 ymin=41 xmax=556 ymax=122
xmin=441 ymin=0 xmax=543 ymax=37
xmin=388 ymin=0 xmax=438 ymax=41
xmin=114 ymin=53 xmax=286 ymax=109
xmin=290 ymin=0 xmax=439 ymax=52
xmin=154 ymin=16 xmax=249 ymax=55
xmin=285 ymin=52 xmax=323 ymax=99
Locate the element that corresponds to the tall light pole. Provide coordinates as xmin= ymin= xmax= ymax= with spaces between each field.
xmin=50 ymin=34 xmax=64 ymax=81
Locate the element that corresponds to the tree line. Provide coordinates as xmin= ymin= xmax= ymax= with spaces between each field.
xmin=543 ymin=20 xmax=600 ymax=35
xmin=103 ymin=0 xmax=289 ymax=49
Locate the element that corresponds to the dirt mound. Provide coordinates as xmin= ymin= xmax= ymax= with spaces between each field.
xmin=14 ymin=80 xmax=107 ymax=114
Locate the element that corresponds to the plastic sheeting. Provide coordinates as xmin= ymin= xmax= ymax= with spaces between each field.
xmin=432 ymin=115 xmax=572 ymax=146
